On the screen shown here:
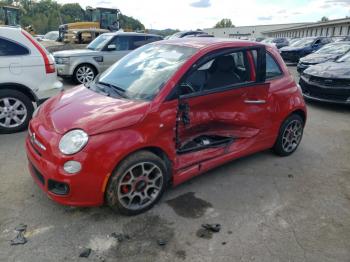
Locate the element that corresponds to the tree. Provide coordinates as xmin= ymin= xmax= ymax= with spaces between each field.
xmin=214 ymin=18 xmax=234 ymax=28
xmin=319 ymin=16 xmax=329 ymax=22
xmin=119 ymin=14 xmax=145 ymax=31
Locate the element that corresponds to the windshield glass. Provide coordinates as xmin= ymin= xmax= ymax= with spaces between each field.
xmin=87 ymin=34 xmax=113 ymax=50
xmin=315 ymin=43 xmax=350 ymax=55
xmin=336 ymin=52 xmax=350 ymax=62
xmin=290 ymin=38 xmax=315 ymax=47
xmin=96 ymin=43 xmax=197 ymax=100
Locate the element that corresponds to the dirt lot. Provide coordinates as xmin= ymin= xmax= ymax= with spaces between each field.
xmin=0 ymin=67 xmax=349 ymax=262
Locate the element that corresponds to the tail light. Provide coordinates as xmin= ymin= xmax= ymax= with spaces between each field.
xmin=21 ymin=30 xmax=56 ymax=74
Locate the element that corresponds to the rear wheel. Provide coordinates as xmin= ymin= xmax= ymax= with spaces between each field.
xmin=106 ymin=151 xmax=168 ymax=216
xmin=73 ymin=64 xmax=96 ymax=84
xmin=0 ymin=89 xmax=34 ymax=134
xmin=273 ymin=114 xmax=304 ymax=156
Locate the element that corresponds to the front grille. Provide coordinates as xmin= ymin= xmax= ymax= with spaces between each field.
xmin=300 ymin=78 xmax=350 ymax=102
xmin=30 ymin=162 xmax=45 ymax=186
xmin=310 ymin=76 xmax=350 ymax=87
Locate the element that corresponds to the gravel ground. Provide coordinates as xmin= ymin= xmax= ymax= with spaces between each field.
xmin=0 ymin=67 xmax=349 ymax=262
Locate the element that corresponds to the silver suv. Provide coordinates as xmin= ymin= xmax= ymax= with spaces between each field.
xmin=54 ymin=32 xmax=162 ymax=84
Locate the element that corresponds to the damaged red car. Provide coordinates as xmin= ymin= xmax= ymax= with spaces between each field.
xmin=26 ymin=38 xmax=307 ymax=215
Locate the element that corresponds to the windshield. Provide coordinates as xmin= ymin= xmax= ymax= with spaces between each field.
xmin=87 ymin=34 xmax=113 ymax=50
xmin=95 ymin=43 xmax=197 ymax=100
xmin=336 ymin=52 xmax=350 ymax=62
xmin=290 ymin=38 xmax=315 ymax=47
xmin=315 ymin=43 xmax=350 ymax=55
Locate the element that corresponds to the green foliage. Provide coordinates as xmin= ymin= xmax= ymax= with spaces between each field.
xmin=319 ymin=16 xmax=329 ymax=22
xmin=0 ymin=0 xmax=145 ymax=34
xmin=119 ymin=13 xmax=145 ymax=31
xmin=214 ymin=18 xmax=235 ymax=28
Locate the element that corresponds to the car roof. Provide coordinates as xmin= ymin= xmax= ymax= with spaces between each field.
xmin=103 ymin=32 xmax=162 ymax=37
xmin=156 ymin=37 xmax=263 ymax=50
xmin=0 ymin=25 xmax=21 ymax=32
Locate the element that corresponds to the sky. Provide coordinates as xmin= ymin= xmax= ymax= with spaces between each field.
xmin=57 ymin=0 xmax=350 ymax=30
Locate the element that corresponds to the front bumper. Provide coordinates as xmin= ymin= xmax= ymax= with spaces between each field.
xmin=25 ymin=125 xmax=107 ymax=207
xmin=299 ymin=77 xmax=350 ymax=105
xmin=56 ymin=64 xmax=73 ymax=77
xmin=281 ymin=51 xmax=301 ymax=62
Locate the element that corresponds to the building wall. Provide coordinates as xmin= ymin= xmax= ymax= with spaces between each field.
xmin=203 ymin=23 xmax=307 ymax=39
xmin=265 ymin=21 xmax=350 ymax=38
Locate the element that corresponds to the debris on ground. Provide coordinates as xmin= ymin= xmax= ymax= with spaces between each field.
xmin=79 ymin=248 xmax=92 ymax=258
xmin=157 ymin=239 xmax=167 ymax=246
xmin=288 ymin=174 xmax=294 ymax=178
xmin=202 ymin=223 xmax=221 ymax=233
xmin=110 ymin=232 xmax=130 ymax=242
xmin=10 ymin=224 xmax=28 ymax=245
xmin=197 ymin=223 xmax=222 ymax=239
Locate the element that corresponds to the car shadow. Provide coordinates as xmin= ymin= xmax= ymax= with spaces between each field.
xmin=305 ymin=99 xmax=350 ymax=113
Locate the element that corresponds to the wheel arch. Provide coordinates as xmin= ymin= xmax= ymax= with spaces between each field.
xmin=0 ymin=83 xmax=38 ymax=102
xmin=291 ymin=109 xmax=306 ymax=126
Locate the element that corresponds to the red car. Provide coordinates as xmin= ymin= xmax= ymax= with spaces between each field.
xmin=26 ymin=38 xmax=306 ymax=215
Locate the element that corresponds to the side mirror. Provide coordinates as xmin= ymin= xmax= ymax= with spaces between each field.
xmin=107 ymin=44 xmax=116 ymax=51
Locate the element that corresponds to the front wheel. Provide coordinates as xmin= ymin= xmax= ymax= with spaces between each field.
xmin=0 ymin=89 xmax=34 ymax=134
xmin=73 ymin=64 xmax=96 ymax=84
xmin=106 ymin=151 xmax=168 ymax=216
xmin=273 ymin=114 xmax=304 ymax=156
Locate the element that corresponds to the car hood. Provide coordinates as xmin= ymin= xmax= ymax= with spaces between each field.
xmin=39 ymin=85 xmax=150 ymax=135
xmin=53 ymin=49 xmax=99 ymax=57
xmin=299 ymin=53 xmax=338 ymax=64
xmin=304 ymin=61 xmax=350 ymax=79
xmin=280 ymin=46 xmax=305 ymax=52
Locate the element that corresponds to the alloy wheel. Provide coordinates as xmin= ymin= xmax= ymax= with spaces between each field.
xmin=76 ymin=66 xmax=95 ymax=84
xmin=117 ymin=162 xmax=164 ymax=211
xmin=281 ymin=119 xmax=303 ymax=153
xmin=0 ymin=97 xmax=27 ymax=128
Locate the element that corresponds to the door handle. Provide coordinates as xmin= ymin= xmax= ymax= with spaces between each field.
xmin=244 ymin=99 xmax=266 ymax=104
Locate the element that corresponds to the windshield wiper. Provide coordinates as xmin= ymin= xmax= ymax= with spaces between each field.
xmin=97 ymin=81 xmax=128 ymax=98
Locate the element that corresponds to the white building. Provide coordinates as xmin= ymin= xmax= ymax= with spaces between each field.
xmin=263 ymin=17 xmax=350 ymax=38
xmin=203 ymin=23 xmax=308 ymax=39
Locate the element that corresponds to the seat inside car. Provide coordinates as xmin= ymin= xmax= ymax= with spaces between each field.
xmin=205 ymin=55 xmax=241 ymax=90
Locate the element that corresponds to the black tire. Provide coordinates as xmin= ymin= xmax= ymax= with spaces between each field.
xmin=0 ymin=89 xmax=34 ymax=134
xmin=106 ymin=151 xmax=168 ymax=216
xmin=273 ymin=114 xmax=304 ymax=157
xmin=73 ymin=64 xmax=96 ymax=84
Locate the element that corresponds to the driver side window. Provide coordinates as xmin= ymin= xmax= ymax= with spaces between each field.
xmin=180 ymin=50 xmax=251 ymax=95
xmin=109 ymin=36 xmax=130 ymax=51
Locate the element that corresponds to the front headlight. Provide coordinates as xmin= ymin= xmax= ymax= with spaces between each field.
xmin=59 ymin=129 xmax=89 ymax=155
xmin=55 ymin=57 xmax=70 ymax=65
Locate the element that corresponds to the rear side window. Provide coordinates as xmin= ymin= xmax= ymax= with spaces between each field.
xmin=266 ymin=53 xmax=282 ymax=79
xmin=130 ymin=36 xmax=147 ymax=50
xmin=0 ymin=38 xmax=29 ymax=56
xmin=251 ymin=51 xmax=283 ymax=79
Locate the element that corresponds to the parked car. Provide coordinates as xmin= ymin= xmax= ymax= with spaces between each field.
xmin=280 ymin=37 xmax=332 ymax=62
xmin=0 ymin=26 xmax=62 ymax=134
xmin=54 ymin=32 xmax=163 ymax=84
xmin=26 ymin=38 xmax=306 ymax=215
xmin=299 ymin=52 xmax=350 ymax=104
xmin=262 ymin=37 xmax=289 ymax=49
xmin=39 ymin=31 xmax=59 ymax=42
xmin=331 ymin=36 xmax=350 ymax=42
xmin=168 ymin=30 xmax=209 ymax=39
xmin=297 ymin=41 xmax=350 ymax=72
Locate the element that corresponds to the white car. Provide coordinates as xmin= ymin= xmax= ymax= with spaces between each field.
xmin=0 ymin=26 xmax=62 ymax=133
